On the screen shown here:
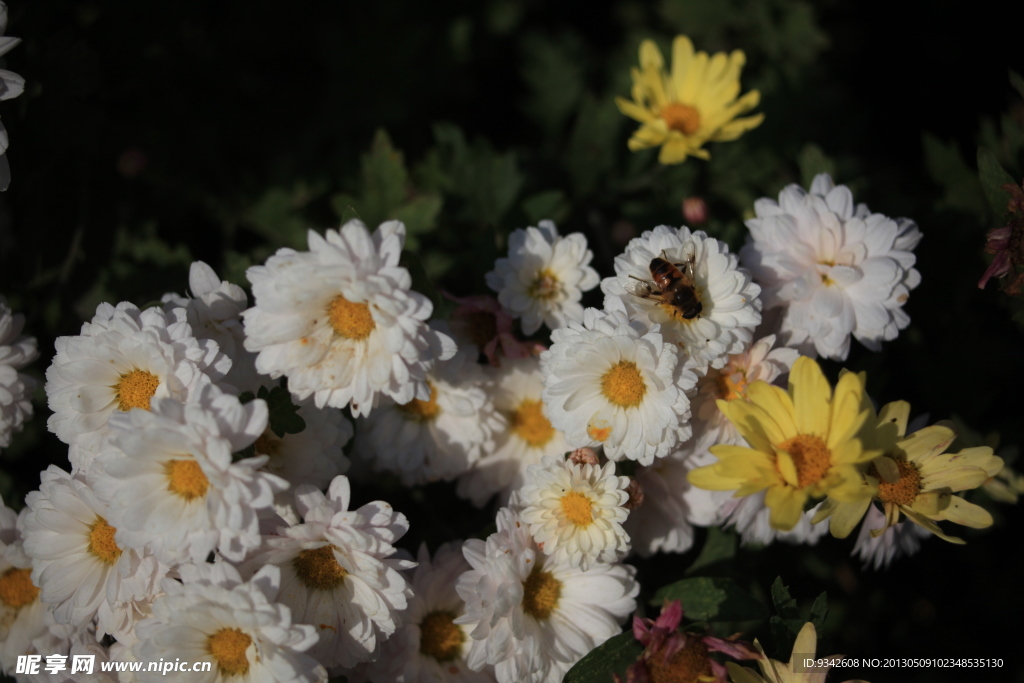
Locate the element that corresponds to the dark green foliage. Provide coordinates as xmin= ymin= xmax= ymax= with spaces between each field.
xmin=563 ymin=631 xmax=643 ymax=683
xmin=651 ymin=577 xmax=767 ymax=622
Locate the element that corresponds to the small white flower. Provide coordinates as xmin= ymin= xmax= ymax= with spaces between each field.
xmin=851 ymin=504 xmax=930 ymax=570
xmin=21 ymin=466 xmax=167 ymax=637
xmin=354 ymin=542 xmax=497 ymax=683
xmin=457 ymin=356 xmax=570 ymax=508
xmin=94 ymin=385 xmax=286 ymax=564
xmin=241 ymin=476 xmax=414 ymax=669
xmin=243 ymin=220 xmax=456 ymax=417
xmin=255 ymin=400 xmax=353 ymax=491
xmin=740 ymin=173 xmax=922 ymax=360
xmin=486 ymin=221 xmax=600 ymax=335
xmin=691 ymin=334 xmax=799 ymax=445
xmin=356 ymin=340 xmax=503 ymax=486
xmin=0 ymin=296 xmax=38 ymax=449
xmin=540 ymin=308 xmax=696 ymax=466
xmin=519 ymin=455 xmax=630 ymax=570
xmin=456 ymin=507 xmax=638 ymax=683
xmin=601 ymin=225 xmax=761 ymax=370
xmin=132 ymin=562 xmax=327 ymax=683
xmin=718 ymin=490 xmax=828 ymax=547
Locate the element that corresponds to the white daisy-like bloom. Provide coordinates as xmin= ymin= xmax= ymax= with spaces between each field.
xmin=456 ymin=507 xmax=638 ymax=683
xmin=353 ymin=542 xmax=497 ymax=683
xmin=457 ymin=356 xmax=570 ymax=508
xmin=624 ymin=432 xmax=731 ymax=556
xmin=691 ymin=334 xmax=800 ymax=445
xmin=540 ymin=308 xmax=696 ymax=466
xmin=601 ymin=225 xmax=761 ymax=370
xmin=486 ymin=221 xmax=600 ymax=335
xmin=740 ymin=173 xmax=922 ymax=360
xmin=519 ymin=455 xmax=630 ymax=570
xmin=0 ymin=2 xmax=24 ymax=192
xmin=718 ymin=490 xmax=828 ymax=547
xmin=132 ymin=562 xmax=327 ymax=683
xmin=255 ymin=400 xmax=353 ymax=491
xmin=356 ymin=338 xmax=503 ymax=486
xmin=163 ymin=260 xmax=262 ymax=392
xmin=241 ymin=476 xmax=414 ymax=669
xmin=20 ymin=466 xmax=167 ymax=638
xmin=94 ymin=384 xmax=286 ymax=564
xmin=45 ymin=301 xmax=232 ymax=475
xmin=0 ymin=296 xmax=38 ymax=449
xmin=243 ymin=220 xmax=456 ymax=417
xmin=851 ymin=504 xmax=931 ymax=571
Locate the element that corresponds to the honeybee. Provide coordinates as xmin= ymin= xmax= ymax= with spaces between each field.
xmin=624 ymin=244 xmax=702 ymax=320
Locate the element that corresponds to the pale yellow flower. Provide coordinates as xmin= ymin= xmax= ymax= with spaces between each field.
xmin=727 ymin=622 xmax=869 ymax=683
xmin=616 ymin=35 xmax=764 ymax=165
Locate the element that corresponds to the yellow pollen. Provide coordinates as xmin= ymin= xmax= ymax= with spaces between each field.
xmin=528 ymin=269 xmax=560 ymax=301
xmin=646 ymin=638 xmax=713 ymax=683
xmin=207 ymin=627 xmax=252 ymax=676
xmin=0 ymin=568 xmax=39 ymax=609
xmin=660 ymin=102 xmax=701 ymax=135
xmin=418 ymin=610 xmax=465 ymax=662
xmin=165 ymin=459 xmax=210 ymax=501
xmin=821 ymin=273 xmax=834 ymax=285
xmin=777 ymin=435 xmax=832 ymax=488
xmin=397 ymin=383 xmax=441 ymax=421
xmin=715 ymin=369 xmax=748 ymax=401
xmin=560 ymin=491 xmax=594 ymax=526
xmin=88 ymin=517 xmax=122 ymax=565
xmin=601 ymin=361 xmax=646 ymax=407
xmin=293 ymin=545 xmax=348 ymax=590
xmin=511 ymin=400 xmax=555 ymax=447
xmin=328 ymin=295 xmax=375 ymax=340
xmin=522 ymin=567 xmax=561 ymax=621
xmin=466 ymin=311 xmax=498 ymax=349
xmin=871 ymin=459 xmax=923 ymax=506
xmin=114 ymin=369 xmax=160 ymax=411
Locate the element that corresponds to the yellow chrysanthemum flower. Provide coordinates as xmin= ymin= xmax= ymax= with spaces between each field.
xmin=687 ymin=356 xmax=879 ymax=531
xmin=616 ymin=35 xmax=764 ymax=165
xmin=727 ymin=622 xmax=870 ymax=683
xmin=814 ymin=401 xmax=1003 ymax=543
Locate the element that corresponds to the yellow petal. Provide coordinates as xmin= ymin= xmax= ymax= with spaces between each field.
xmin=812 ymin=497 xmax=838 ymax=524
xmin=615 ymin=97 xmax=657 ymax=124
xmin=708 ymin=113 xmax=764 ymax=141
xmin=911 ymin=489 xmax=951 ymax=516
xmin=873 ymin=456 xmax=901 ymax=483
xmin=687 ymin=464 xmax=744 ymax=491
xmin=669 ymin=35 xmax=695 ymax=99
xmin=639 ymin=39 xmax=664 ymax=71
xmin=898 ymin=425 xmax=956 ymax=465
xmin=938 ymin=496 xmax=993 ymax=528
xmin=789 ymin=623 xmax=818 ymax=669
xmin=775 ymin=450 xmax=800 ymax=488
xmin=828 ymin=380 xmax=869 ymax=450
xmin=717 ymin=398 xmax=780 ymax=452
xmin=920 ymin=466 xmax=990 ymax=493
xmin=901 ymin=506 xmax=964 ymax=544
xmin=725 ymin=663 xmax=766 ymax=683
xmin=747 ymin=381 xmax=798 ymax=438
xmin=765 ymin=485 xmax=806 ymax=530
xmin=658 ymin=137 xmax=694 ymax=165
xmin=829 ymin=497 xmax=872 ymax=539
xmin=788 ymin=356 xmax=830 ymax=437
xmin=877 ymin=400 xmax=911 ymax=438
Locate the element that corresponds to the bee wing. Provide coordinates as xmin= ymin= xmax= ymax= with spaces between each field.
xmin=624 ymin=277 xmax=654 ymax=297
xmin=681 ymin=240 xmax=697 ymax=264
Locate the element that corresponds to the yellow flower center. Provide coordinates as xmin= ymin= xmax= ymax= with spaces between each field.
xmin=601 ymin=361 xmax=646 ymax=407
xmin=777 ymin=434 xmax=832 ymax=488
xmin=871 ymin=459 xmax=923 ymax=506
xmin=646 ymin=638 xmax=713 ymax=683
xmin=114 ymin=369 xmax=160 ymax=411
xmin=254 ymin=430 xmax=282 ymax=457
xmin=715 ymin=369 xmax=748 ymax=401
xmin=165 ymin=459 xmax=210 ymax=501
xmin=511 ymin=399 xmax=555 ymax=447
xmin=521 ymin=567 xmax=561 ymax=621
xmin=88 ymin=517 xmax=122 ymax=565
xmin=418 ymin=610 xmax=464 ymax=662
xmin=0 ymin=568 xmax=39 ymax=609
xmin=660 ymin=102 xmax=701 ymax=135
xmin=328 ymin=295 xmax=375 ymax=340
xmin=397 ymin=382 xmax=441 ymax=421
xmin=560 ymin=491 xmax=594 ymax=526
xmin=293 ymin=545 xmax=348 ymax=590
xmin=207 ymin=627 xmax=252 ymax=676
xmin=528 ymin=269 xmax=560 ymax=301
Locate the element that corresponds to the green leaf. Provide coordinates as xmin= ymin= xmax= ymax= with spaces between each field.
xmin=520 ymin=32 xmax=585 ymax=135
xmin=566 ymin=96 xmax=623 ymax=196
xmin=562 ymin=631 xmax=641 ymax=683
xmin=977 ymin=147 xmax=1017 ymax=216
xmin=797 ymin=143 xmax=836 ymax=189
xmin=922 ymin=134 xmax=987 ymax=219
xmin=685 ymin=527 xmax=737 ymax=575
xmin=768 ymin=578 xmax=804 ymax=660
xmin=650 ymin=577 xmax=767 ymax=622
xmin=259 ymin=385 xmax=306 ymax=438
xmin=1010 ymin=69 xmax=1024 ymax=100
xmin=521 ymin=190 xmax=569 ymax=225
xmin=809 ymin=592 xmax=828 ymax=633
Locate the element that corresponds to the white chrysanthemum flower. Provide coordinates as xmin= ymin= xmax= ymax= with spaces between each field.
xmin=354 ymin=542 xmax=496 ymax=683
xmin=691 ymin=334 xmax=799 ymax=445
xmin=94 ymin=385 xmax=286 ymax=564
xmin=456 ymin=507 xmax=638 ymax=683
xmin=486 ymin=221 xmax=600 ymax=335
xmin=519 ymin=455 xmax=630 ymax=570
xmin=0 ymin=296 xmax=38 ymax=449
xmin=243 ymin=220 xmax=456 ymax=417
xmin=457 ymin=356 xmax=570 ymax=508
xmin=21 ymin=466 xmax=167 ymax=638
xmin=601 ymin=225 xmax=761 ymax=370
xmin=133 ymin=562 xmax=326 ymax=683
xmin=740 ymin=173 xmax=922 ymax=360
xmin=851 ymin=504 xmax=930 ymax=570
xmin=241 ymin=476 xmax=414 ymax=669
xmin=163 ymin=260 xmax=262 ymax=392
xmin=540 ymin=308 xmax=696 ymax=466
xmin=718 ymin=490 xmax=828 ymax=547
xmin=45 ymin=301 xmax=232 ymax=475
xmin=624 ymin=433 xmax=731 ymax=556
xmin=0 ymin=3 xmax=24 ymax=192
xmin=255 ymin=400 xmax=353 ymax=491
